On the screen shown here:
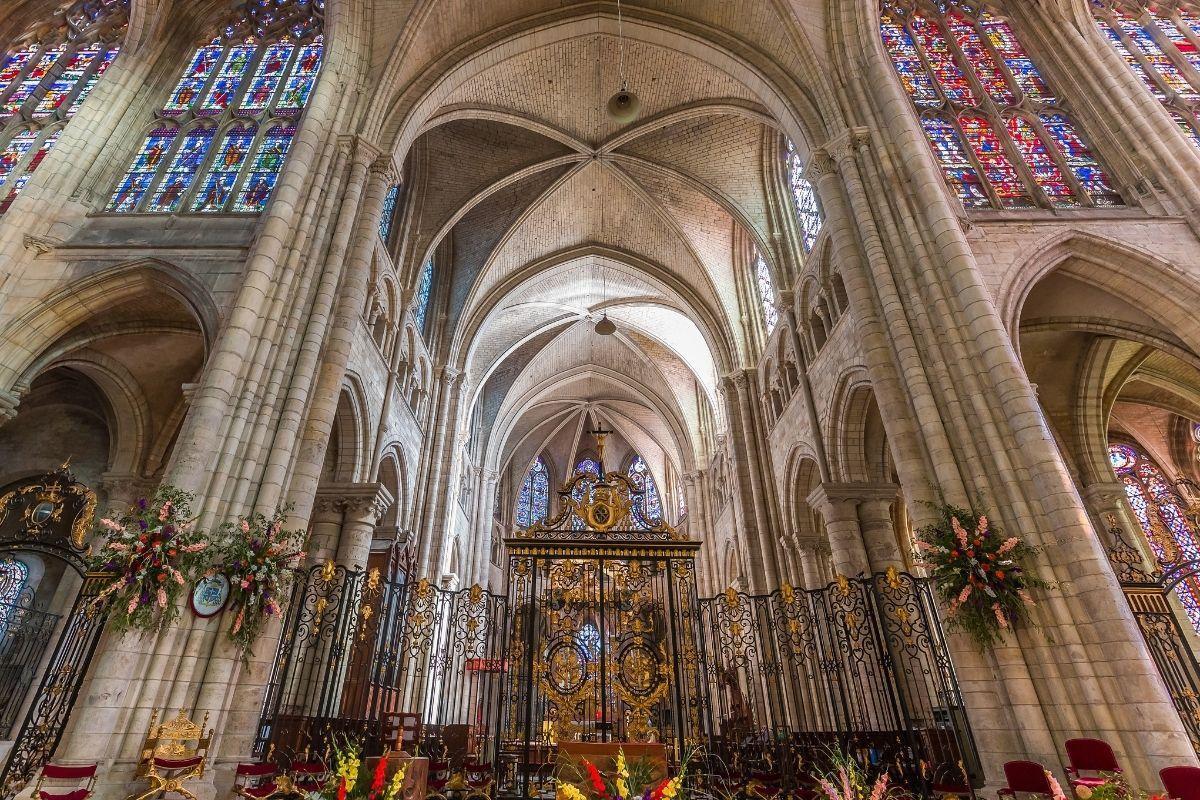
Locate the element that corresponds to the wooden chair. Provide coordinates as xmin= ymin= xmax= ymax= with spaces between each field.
xmin=33 ymin=763 xmax=97 ymax=800
xmin=997 ymin=761 xmax=1059 ymax=800
xmin=128 ymin=708 xmax=213 ymax=800
xmin=1065 ymin=739 xmax=1121 ymax=793
xmin=463 ymin=758 xmax=494 ymax=800
xmin=1161 ymin=766 xmax=1200 ymax=800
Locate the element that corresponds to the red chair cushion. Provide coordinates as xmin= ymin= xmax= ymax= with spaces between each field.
xmin=1161 ymin=766 xmax=1200 ymax=800
xmin=1071 ymin=777 xmax=1112 ymax=789
xmin=42 ymin=765 xmax=97 ymax=780
xmin=39 ymin=790 xmax=90 ymax=800
xmin=236 ymin=763 xmax=277 ymax=777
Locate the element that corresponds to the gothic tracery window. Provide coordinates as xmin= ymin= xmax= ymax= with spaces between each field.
xmin=1109 ymin=443 xmax=1200 ymax=633
xmin=570 ymin=457 xmax=601 ymax=530
xmin=413 ymin=259 xmax=434 ymax=335
xmin=0 ymin=0 xmax=127 ymax=214
xmin=881 ymin=0 xmax=1122 ymax=210
xmin=785 ymin=139 xmax=823 ymax=251
xmin=1093 ymin=1 xmax=1200 ymax=149
xmin=515 ymin=456 xmax=549 ymax=528
xmin=754 ymin=249 xmax=779 ymax=335
xmin=628 ymin=455 xmax=663 ymax=528
xmin=106 ymin=0 xmax=323 ymax=214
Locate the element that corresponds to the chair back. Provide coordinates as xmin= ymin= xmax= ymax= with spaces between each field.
xmin=1065 ymin=739 xmax=1120 ymax=773
xmin=1003 ymin=761 xmax=1054 ymax=795
xmin=140 ymin=708 xmax=213 ymax=767
xmin=35 ymin=763 xmax=97 ymax=800
xmin=1161 ymin=766 xmax=1200 ymax=800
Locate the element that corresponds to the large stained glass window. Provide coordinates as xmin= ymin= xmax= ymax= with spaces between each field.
xmin=1094 ymin=1 xmax=1200 ymax=149
xmin=106 ymin=0 xmax=322 ymax=214
xmin=881 ymin=1 xmax=1122 ymax=209
xmin=628 ymin=455 xmax=664 ymax=528
xmin=785 ymin=139 xmax=823 ymax=251
xmin=515 ymin=457 xmax=550 ymax=528
xmin=754 ymin=249 xmax=779 ymax=335
xmin=412 ymin=259 xmax=434 ymax=335
xmin=1109 ymin=443 xmax=1200 ymax=633
xmin=0 ymin=557 xmax=30 ymax=639
xmin=0 ymin=0 xmax=127 ymax=214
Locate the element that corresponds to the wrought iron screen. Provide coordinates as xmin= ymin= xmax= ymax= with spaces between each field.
xmin=696 ymin=571 xmax=980 ymax=796
xmin=255 ymin=562 xmax=508 ymax=759
xmin=0 ymin=601 xmax=61 ymax=737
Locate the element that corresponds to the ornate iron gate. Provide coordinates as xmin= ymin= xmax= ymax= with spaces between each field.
xmin=696 ymin=569 xmax=980 ymax=797
xmin=1106 ymin=516 xmax=1200 ymax=752
xmin=0 ymin=466 xmax=109 ymax=797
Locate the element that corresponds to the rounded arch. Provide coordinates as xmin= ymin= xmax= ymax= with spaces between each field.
xmin=827 ymin=368 xmax=881 ymax=483
xmin=0 ymin=259 xmax=218 ymax=392
xmin=326 ymin=376 xmax=371 ymax=483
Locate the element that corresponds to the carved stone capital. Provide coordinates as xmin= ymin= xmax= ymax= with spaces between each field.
xmin=807 ymin=482 xmax=897 ymax=514
xmin=315 ymin=482 xmax=395 ymax=525
xmin=23 ymin=234 xmax=62 ymax=255
xmin=0 ymin=389 xmax=20 ymax=424
xmin=803 ymin=150 xmax=838 ymax=182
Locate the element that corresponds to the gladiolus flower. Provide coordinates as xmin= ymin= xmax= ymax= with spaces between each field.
xmin=558 ymin=785 xmax=587 ymax=800
xmin=997 ymin=537 xmax=1019 ymax=555
xmin=241 ymin=519 xmax=251 ymax=534
xmin=337 ymin=777 xmax=347 ymax=800
xmin=159 ymin=501 xmax=171 ymax=521
xmin=101 ymin=518 xmax=123 ymax=531
xmin=127 ymin=597 xmax=139 ymax=614
xmin=952 ymin=516 xmax=969 ymax=548
xmin=993 ymin=602 xmax=1008 ymax=630
xmin=157 ymin=588 xmax=168 ymax=608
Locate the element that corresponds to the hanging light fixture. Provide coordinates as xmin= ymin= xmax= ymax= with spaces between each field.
xmin=595 ymin=313 xmax=616 ymax=336
xmin=606 ymin=0 xmax=640 ymax=123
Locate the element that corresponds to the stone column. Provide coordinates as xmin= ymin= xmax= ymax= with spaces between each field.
xmin=807 ymin=483 xmax=869 ymax=578
xmin=308 ymin=494 xmax=346 ymax=564
xmin=856 ymin=487 xmax=902 ymax=573
xmin=337 ymin=483 xmax=393 ymax=571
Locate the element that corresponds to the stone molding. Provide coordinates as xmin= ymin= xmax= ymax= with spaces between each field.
xmin=314 ymin=481 xmax=395 ymax=524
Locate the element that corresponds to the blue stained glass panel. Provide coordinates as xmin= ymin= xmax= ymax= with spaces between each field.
xmin=920 ymin=116 xmax=989 ymax=207
xmin=192 ymin=125 xmax=255 ymax=211
xmin=1038 ymin=113 xmax=1120 ymax=205
xmin=628 ymin=455 xmax=663 ymax=528
xmin=379 ymin=184 xmax=399 ymax=241
xmin=979 ymin=12 xmax=1053 ymax=102
xmin=1116 ymin=12 xmax=1197 ymax=99
xmin=107 ymin=126 xmax=178 ymax=211
xmin=233 ymin=124 xmax=294 ymax=212
xmin=909 ymin=12 xmax=976 ymax=105
xmin=199 ymin=44 xmax=255 ymax=114
xmin=515 ymin=457 xmax=550 ymax=528
xmin=275 ymin=39 xmax=321 ymax=115
xmin=945 ymin=10 xmax=1014 ymax=105
xmin=238 ymin=41 xmax=293 ymax=115
xmin=164 ymin=43 xmax=222 ymax=116
xmin=147 ymin=127 xmax=214 ymax=212
xmin=1101 ymin=20 xmax=1166 ymax=99
xmin=413 ymin=260 xmax=433 ymax=332
xmin=1152 ymin=13 xmax=1200 ymax=74
xmin=959 ymin=113 xmax=1033 ymax=207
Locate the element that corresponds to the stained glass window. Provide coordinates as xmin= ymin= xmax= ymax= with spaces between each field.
xmin=1095 ymin=2 xmax=1200 ymax=149
xmin=1109 ymin=443 xmax=1200 ymax=633
xmin=754 ymin=249 xmax=778 ymax=335
xmin=570 ymin=457 xmax=601 ymax=530
xmin=515 ymin=457 xmax=550 ymax=528
xmin=107 ymin=0 xmax=323 ymax=214
xmin=785 ymin=139 xmax=823 ymax=252
xmin=882 ymin=1 xmax=1122 ymax=209
xmin=0 ymin=0 xmax=127 ymax=214
xmin=628 ymin=455 xmax=663 ymax=528
xmin=379 ymin=184 xmax=400 ymax=242
xmin=413 ymin=260 xmax=434 ymax=334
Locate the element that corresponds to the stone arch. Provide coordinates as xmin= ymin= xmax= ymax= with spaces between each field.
xmin=827 ymin=368 xmax=878 ymax=482
xmin=377 ymin=446 xmax=409 ymax=533
xmin=325 ymin=377 xmax=370 ymax=484
xmin=0 ymin=259 xmax=217 ymax=393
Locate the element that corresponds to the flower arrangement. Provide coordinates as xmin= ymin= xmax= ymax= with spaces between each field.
xmin=1067 ymin=772 xmax=1166 ymax=800
xmin=211 ymin=508 xmax=307 ymax=655
xmin=89 ymin=486 xmax=210 ymax=635
xmin=806 ymin=750 xmax=893 ymax=800
xmin=557 ymin=749 xmax=689 ymax=800
xmin=915 ymin=503 xmax=1048 ymax=649
xmin=314 ymin=737 xmax=409 ymax=800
